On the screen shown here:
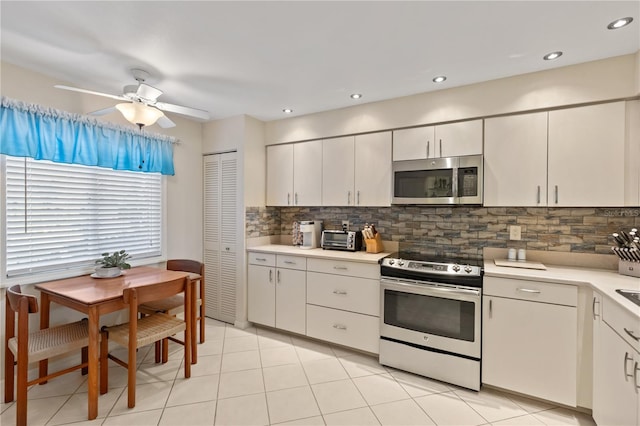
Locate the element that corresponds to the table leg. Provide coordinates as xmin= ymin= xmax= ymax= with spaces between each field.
xmin=87 ymin=307 xmax=99 ymax=420
xmin=38 ymin=293 xmax=50 ymax=383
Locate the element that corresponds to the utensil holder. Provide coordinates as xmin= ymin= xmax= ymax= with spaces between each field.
xmin=365 ymin=234 xmax=384 ymax=254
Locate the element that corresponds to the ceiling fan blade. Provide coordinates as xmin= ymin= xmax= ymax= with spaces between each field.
xmin=155 ymin=101 xmax=210 ymax=120
xmin=156 ymin=115 xmax=176 ymax=129
xmin=136 ymin=83 xmax=163 ymax=101
xmin=54 ymin=85 xmax=128 ymax=101
xmin=87 ymin=106 xmax=117 ymax=116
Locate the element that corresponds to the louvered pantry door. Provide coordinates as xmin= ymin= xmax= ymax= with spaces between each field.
xmin=203 ymin=152 xmax=237 ymax=323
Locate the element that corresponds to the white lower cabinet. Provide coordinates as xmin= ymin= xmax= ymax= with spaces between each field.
xmin=593 ymin=294 xmax=640 ymax=426
xmin=306 ymin=304 xmax=379 ymax=353
xmin=482 ymin=277 xmax=578 ymax=407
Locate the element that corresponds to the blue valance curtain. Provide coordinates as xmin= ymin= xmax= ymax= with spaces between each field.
xmin=0 ymin=96 xmax=176 ymax=175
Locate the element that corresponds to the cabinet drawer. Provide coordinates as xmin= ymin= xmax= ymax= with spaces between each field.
xmin=307 ymin=258 xmax=379 ymax=280
xmin=306 ymin=304 xmax=379 ymax=354
xmin=307 ymin=272 xmax=379 ymax=316
xmin=484 ymin=277 xmax=577 ymax=306
xmin=248 ymin=252 xmax=276 ymax=266
xmin=603 ymin=296 xmax=640 ymax=352
xmin=276 ymin=254 xmax=306 ymax=270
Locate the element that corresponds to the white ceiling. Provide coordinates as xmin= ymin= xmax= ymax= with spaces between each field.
xmin=1 ymin=1 xmax=639 ymax=123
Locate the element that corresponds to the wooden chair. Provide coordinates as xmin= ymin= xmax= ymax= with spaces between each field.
xmin=4 ymin=285 xmax=90 ymax=426
xmin=99 ymin=276 xmax=191 ymax=408
xmin=138 ymin=259 xmax=204 ymax=364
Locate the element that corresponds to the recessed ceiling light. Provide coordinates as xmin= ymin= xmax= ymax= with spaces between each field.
xmin=350 ymin=93 xmax=362 ymax=99
xmin=432 ymin=76 xmax=447 ymax=83
xmin=543 ymin=51 xmax=563 ymax=61
xmin=608 ymin=17 xmax=633 ymax=29
xmin=282 ymin=108 xmax=293 ymax=113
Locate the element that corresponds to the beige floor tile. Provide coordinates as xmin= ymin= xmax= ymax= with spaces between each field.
xmin=323 ymin=406 xmax=381 ymax=425
xmin=388 ymin=369 xmax=452 ymax=397
xmin=109 ymin=380 xmax=173 ymax=416
xmin=260 ymin=345 xmax=300 ymax=367
xmin=455 ymin=387 xmax=529 ymax=423
xmin=263 ymin=364 xmax=309 ymax=392
xmin=102 ymin=408 xmax=163 ymax=425
xmin=493 ymin=413 xmax=547 ymax=425
xmin=220 ymin=349 xmax=261 ymax=372
xmin=338 ymin=353 xmax=387 ymax=378
xmin=218 ymin=368 xmax=264 ymax=399
xmin=0 ymin=395 xmax=69 ymax=426
xmin=160 ymin=400 xmax=216 ymax=425
xmin=215 ymin=393 xmax=269 ymax=426
xmin=26 ymin=370 xmax=87 ymax=399
xmin=258 ymin=334 xmax=295 ymax=350
xmin=206 ymin=325 xmax=227 ymax=342
xmin=506 ymin=392 xmax=558 ymax=414
xmin=352 ymin=373 xmax=410 ymax=405
xmin=189 ymin=354 xmax=222 ymax=376
xmin=224 ymin=325 xmax=257 ymax=339
xmin=223 ymin=335 xmax=259 ymax=353
xmin=198 ymin=338 xmax=225 ymax=356
xmin=370 ymin=398 xmax=436 ymax=426
xmin=415 ymin=391 xmax=488 ymax=426
xmin=136 ymin=359 xmax=183 ymax=384
xmin=532 ymin=407 xmax=597 ymax=426
xmin=292 ymin=337 xmax=335 ymax=363
xmin=302 ymin=357 xmax=349 ymax=384
xmin=311 ymin=379 xmax=367 ymax=414
xmin=272 ymin=415 xmax=325 ymax=425
xmin=166 ymin=374 xmax=219 ymax=406
xmin=47 ymin=387 xmax=124 ymax=425
xmin=266 ymin=386 xmax=321 ymax=424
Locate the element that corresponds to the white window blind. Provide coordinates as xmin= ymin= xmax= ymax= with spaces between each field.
xmin=4 ymin=156 xmax=162 ymax=277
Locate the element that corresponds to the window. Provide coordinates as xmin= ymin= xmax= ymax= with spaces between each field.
xmin=3 ymin=155 xmax=163 ymax=278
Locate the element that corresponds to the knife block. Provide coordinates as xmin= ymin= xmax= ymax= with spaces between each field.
xmin=365 ymin=233 xmax=384 ymax=254
xmin=619 ymin=260 xmax=640 ymax=278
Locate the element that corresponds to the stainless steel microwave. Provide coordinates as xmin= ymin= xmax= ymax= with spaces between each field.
xmin=392 ymin=155 xmax=483 ymax=205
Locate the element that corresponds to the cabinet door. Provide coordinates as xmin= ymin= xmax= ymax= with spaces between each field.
xmin=393 ymin=126 xmax=434 ymax=160
xmin=482 ymin=295 xmax=577 ymax=406
xmin=484 ymin=113 xmax=548 ymax=206
xmin=247 ymin=264 xmax=275 ymax=327
xmin=293 ymin=140 xmax=323 ymax=206
xmin=275 ymin=268 xmax=306 ymax=334
xmin=548 ymin=102 xmax=625 ymax=206
xmin=593 ymin=321 xmax=638 ymax=426
xmin=354 ymin=132 xmax=392 ymax=206
xmin=266 ymin=144 xmax=293 ymax=206
xmin=322 ymin=136 xmax=355 ymax=206
xmin=435 ymin=120 xmax=483 ymax=157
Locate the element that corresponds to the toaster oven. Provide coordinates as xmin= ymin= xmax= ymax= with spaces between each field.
xmin=321 ymin=230 xmax=362 ymax=251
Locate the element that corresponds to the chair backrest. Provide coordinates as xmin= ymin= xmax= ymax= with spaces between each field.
xmin=6 ymin=285 xmax=38 ymax=314
xmin=5 ymin=285 xmax=38 ymax=344
xmin=167 ymin=259 xmax=204 ymax=277
xmin=123 ymin=277 xmax=190 ymax=307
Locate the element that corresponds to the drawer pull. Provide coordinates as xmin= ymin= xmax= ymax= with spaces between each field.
xmin=283 ymin=260 xmax=296 ymax=265
xmin=635 ymin=362 xmax=640 ymax=390
xmin=333 ymin=324 xmax=347 ymax=330
xmin=624 ymin=328 xmax=640 ymax=342
xmin=625 ymin=352 xmax=634 ymax=381
xmin=333 ymin=266 xmax=348 ymax=270
xmin=255 ymin=257 xmax=267 ymax=262
xmin=333 ymin=290 xmax=348 ymax=295
xmin=517 ymin=288 xmax=541 ymax=294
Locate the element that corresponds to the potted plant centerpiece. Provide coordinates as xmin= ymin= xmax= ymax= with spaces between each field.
xmin=94 ymin=250 xmax=131 ymax=278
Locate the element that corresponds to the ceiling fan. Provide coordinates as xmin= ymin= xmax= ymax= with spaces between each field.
xmin=55 ymin=69 xmax=210 ymax=129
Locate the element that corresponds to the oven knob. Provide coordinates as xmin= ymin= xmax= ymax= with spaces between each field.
xmin=464 ymin=265 xmax=472 ymax=273
xmin=398 ymin=260 xmax=405 ymax=266
xmin=388 ymin=259 xmax=395 ymax=265
xmin=452 ymin=264 xmax=460 ymax=272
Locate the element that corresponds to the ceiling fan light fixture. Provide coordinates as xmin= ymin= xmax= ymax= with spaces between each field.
xmin=116 ymin=102 xmax=164 ymax=128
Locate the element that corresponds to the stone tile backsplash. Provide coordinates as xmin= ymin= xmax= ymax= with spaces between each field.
xmin=246 ymin=206 xmax=640 ymax=261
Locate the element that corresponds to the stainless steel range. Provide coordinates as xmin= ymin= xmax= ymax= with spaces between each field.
xmin=379 ymin=256 xmax=483 ymax=390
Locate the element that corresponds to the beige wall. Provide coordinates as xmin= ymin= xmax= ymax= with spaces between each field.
xmin=265 ymin=53 xmax=640 ymax=144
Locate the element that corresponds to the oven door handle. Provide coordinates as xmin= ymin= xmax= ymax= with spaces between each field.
xmin=381 ymin=278 xmax=480 ymax=297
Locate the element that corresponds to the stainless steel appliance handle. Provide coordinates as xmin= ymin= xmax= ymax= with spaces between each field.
xmin=625 ymin=352 xmax=634 ymax=380
xmin=537 ymin=186 xmax=541 ymax=204
xmin=625 ymin=328 xmax=640 ymax=341
xmin=333 ymin=290 xmax=348 ymax=295
xmin=295 ymin=192 xmax=298 ymax=205
xmin=517 ymin=288 xmax=541 ymax=294
xmin=381 ymin=278 xmax=480 ymax=297
xmin=255 ymin=257 xmax=267 ymax=262
xmin=489 ymin=299 xmax=493 ymax=318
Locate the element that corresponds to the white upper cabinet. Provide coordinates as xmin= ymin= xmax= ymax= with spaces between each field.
xmin=393 ymin=120 xmax=482 ymax=161
xmin=323 ymin=132 xmax=392 ymax=207
xmin=484 ymin=112 xmax=548 ymax=206
xmin=266 ymin=140 xmax=322 ymax=206
xmin=548 ymin=102 xmax=625 ymax=207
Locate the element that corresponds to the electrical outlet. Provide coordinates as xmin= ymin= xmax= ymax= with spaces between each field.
xmin=509 ymin=225 xmax=522 ymax=241
xmin=342 ymin=220 xmax=349 ymax=231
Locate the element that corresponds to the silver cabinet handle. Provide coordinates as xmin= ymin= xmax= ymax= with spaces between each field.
xmin=426 ymin=140 xmax=430 ymax=158
xmin=537 ymin=186 xmax=541 ymax=204
xmin=348 ymin=190 xmax=351 ymax=205
xmin=269 ymin=269 xmax=273 ymax=283
xmin=517 ymin=288 xmax=541 ymax=294
xmin=554 ymin=185 xmax=559 ymax=204
xmin=283 ymin=260 xmax=296 ymax=265
xmin=255 ymin=257 xmax=267 ymax=262
xmin=357 ymin=190 xmax=360 ymax=205
xmin=625 ymin=328 xmax=640 ymax=342
xmin=625 ymin=352 xmax=634 ymax=380
xmin=333 ymin=324 xmax=347 ymax=330
xmin=439 ymin=139 xmax=442 ymax=157
xmin=277 ymin=270 xmax=281 ymax=283
xmin=332 ymin=290 xmax=348 ymax=295
xmin=287 ymin=193 xmax=290 ymax=205
xmin=634 ymin=361 xmax=640 ymax=391
xmin=295 ymin=192 xmax=298 ymax=205
xmin=489 ymin=299 xmax=493 ymax=319
xmin=333 ymin=266 xmax=348 ymax=270
xmin=592 ymin=297 xmax=600 ymax=320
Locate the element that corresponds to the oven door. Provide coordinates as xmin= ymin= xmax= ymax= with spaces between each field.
xmin=380 ymin=277 xmax=481 ymax=358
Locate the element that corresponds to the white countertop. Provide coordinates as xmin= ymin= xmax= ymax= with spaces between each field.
xmin=247 ymin=245 xmax=391 ymax=264
xmin=484 ymin=260 xmax=640 ymax=318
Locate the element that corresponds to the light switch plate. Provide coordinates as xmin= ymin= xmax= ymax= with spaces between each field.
xmin=509 ymin=225 xmax=522 ymax=240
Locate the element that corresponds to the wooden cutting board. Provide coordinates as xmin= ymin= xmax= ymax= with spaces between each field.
xmin=494 ymin=259 xmax=547 ymax=270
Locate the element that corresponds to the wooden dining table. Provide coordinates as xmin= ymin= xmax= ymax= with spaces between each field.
xmin=35 ymin=266 xmax=194 ymax=420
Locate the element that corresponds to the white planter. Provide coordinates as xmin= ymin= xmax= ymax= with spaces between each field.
xmin=95 ymin=266 xmax=121 ymax=278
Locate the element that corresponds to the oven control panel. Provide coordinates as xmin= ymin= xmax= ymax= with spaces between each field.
xmin=381 ymin=258 xmax=482 ymax=277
